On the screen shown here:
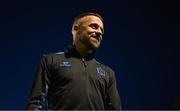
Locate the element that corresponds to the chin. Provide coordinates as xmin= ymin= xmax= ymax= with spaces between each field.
xmin=87 ymin=44 xmax=98 ymax=50
xmin=92 ymin=44 xmax=100 ymax=49
xmin=85 ymin=41 xmax=100 ymax=50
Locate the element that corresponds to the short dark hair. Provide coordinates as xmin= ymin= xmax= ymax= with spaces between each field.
xmin=73 ymin=12 xmax=103 ymax=25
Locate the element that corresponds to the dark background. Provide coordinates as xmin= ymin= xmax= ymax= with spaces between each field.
xmin=0 ymin=0 xmax=179 ymax=109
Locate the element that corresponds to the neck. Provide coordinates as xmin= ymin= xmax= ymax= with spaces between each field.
xmin=74 ymin=43 xmax=94 ymax=57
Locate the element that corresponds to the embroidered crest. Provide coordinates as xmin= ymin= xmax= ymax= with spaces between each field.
xmin=96 ymin=67 xmax=106 ymax=76
xmin=59 ymin=61 xmax=71 ymax=67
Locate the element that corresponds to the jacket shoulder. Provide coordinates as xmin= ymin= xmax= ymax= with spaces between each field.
xmin=40 ymin=52 xmax=66 ymax=64
xmin=43 ymin=52 xmax=64 ymax=57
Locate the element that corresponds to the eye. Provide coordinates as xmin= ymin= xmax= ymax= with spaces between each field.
xmin=89 ymin=24 xmax=98 ymax=29
xmin=90 ymin=25 xmax=97 ymax=29
xmin=89 ymin=23 xmax=104 ymax=34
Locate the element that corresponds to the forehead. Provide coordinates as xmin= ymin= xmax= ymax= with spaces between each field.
xmin=78 ymin=15 xmax=104 ymax=26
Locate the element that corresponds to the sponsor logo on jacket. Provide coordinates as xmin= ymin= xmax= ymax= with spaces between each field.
xmin=59 ymin=61 xmax=71 ymax=67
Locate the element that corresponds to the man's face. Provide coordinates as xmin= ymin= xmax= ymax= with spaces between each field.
xmin=74 ymin=15 xmax=104 ymax=50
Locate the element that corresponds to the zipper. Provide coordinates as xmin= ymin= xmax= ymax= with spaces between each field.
xmin=81 ymin=58 xmax=87 ymax=67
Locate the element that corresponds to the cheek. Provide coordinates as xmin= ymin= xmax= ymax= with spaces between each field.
xmin=76 ymin=29 xmax=92 ymax=41
xmin=87 ymin=28 xmax=94 ymax=34
xmin=80 ymin=31 xmax=91 ymax=39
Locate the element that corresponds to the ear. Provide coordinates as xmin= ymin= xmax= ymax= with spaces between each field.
xmin=72 ymin=25 xmax=79 ymax=41
xmin=72 ymin=25 xmax=79 ymax=34
xmin=73 ymin=25 xmax=79 ymax=31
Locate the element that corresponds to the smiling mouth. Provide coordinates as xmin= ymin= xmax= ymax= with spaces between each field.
xmin=91 ymin=37 xmax=99 ymax=42
xmin=90 ymin=36 xmax=101 ymax=42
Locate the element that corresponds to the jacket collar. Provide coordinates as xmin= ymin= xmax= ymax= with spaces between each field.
xmin=64 ymin=45 xmax=95 ymax=60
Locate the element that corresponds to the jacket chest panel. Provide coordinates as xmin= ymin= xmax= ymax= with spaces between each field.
xmin=51 ymin=58 xmax=108 ymax=90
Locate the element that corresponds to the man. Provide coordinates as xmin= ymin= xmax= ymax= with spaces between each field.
xmin=27 ymin=12 xmax=121 ymax=110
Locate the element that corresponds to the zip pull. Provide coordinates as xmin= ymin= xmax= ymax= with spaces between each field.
xmin=81 ymin=58 xmax=87 ymax=67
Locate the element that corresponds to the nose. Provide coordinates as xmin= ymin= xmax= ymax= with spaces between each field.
xmin=94 ymin=29 xmax=103 ymax=41
xmin=95 ymin=28 xmax=103 ymax=36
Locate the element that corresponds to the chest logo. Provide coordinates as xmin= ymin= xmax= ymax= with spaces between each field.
xmin=59 ymin=61 xmax=71 ymax=67
xmin=96 ymin=67 xmax=106 ymax=77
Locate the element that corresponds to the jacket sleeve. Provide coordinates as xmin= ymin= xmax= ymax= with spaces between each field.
xmin=106 ymin=69 xmax=122 ymax=110
xmin=26 ymin=55 xmax=50 ymax=110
